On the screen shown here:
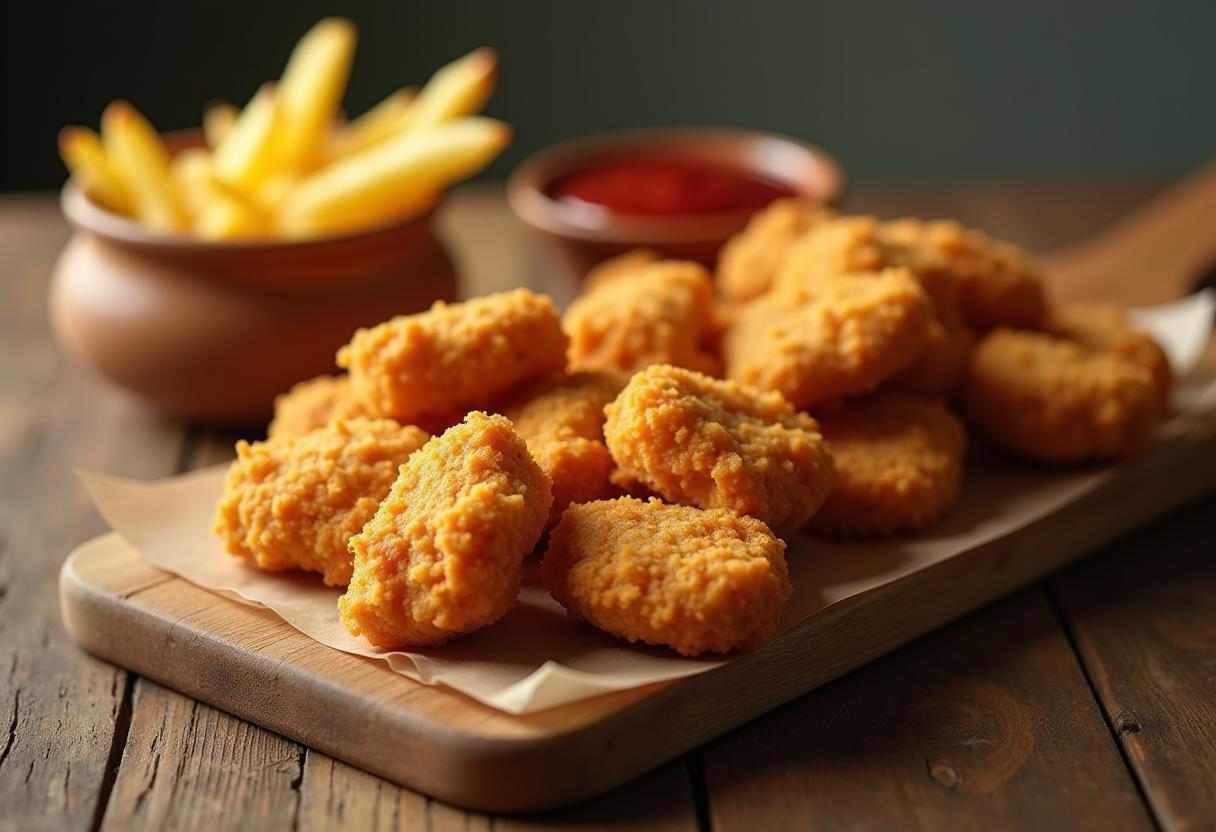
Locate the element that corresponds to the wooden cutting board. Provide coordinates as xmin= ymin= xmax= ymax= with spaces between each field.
xmin=59 ymin=167 xmax=1216 ymax=813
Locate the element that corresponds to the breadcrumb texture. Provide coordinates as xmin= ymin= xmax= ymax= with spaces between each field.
xmin=337 ymin=289 xmax=568 ymax=427
xmin=717 ymin=199 xmax=833 ymax=302
xmin=723 ymin=269 xmax=932 ymax=409
xmin=500 ymin=370 xmax=628 ymax=524
xmin=604 ymin=365 xmax=835 ymax=530
xmin=542 ymin=498 xmax=791 ymax=656
xmin=268 ymin=375 xmax=372 ymax=439
xmin=213 ymin=419 xmax=429 ymax=586
xmin=563 ymin=260 xmax=720 ymax=375
xmin=963 ymin=329 xmax=1164 ymax=463
xmin=811 ymin=394 xmax=966 ymax=536
xmin=1048 ymin=303 xmax=1173 ymax=409
xmin=338 ymin=412 xmax=553 ymax=648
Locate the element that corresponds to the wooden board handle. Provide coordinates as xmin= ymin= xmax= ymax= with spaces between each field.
xmin=1044 ymin=160 xmax=1216 ymax=306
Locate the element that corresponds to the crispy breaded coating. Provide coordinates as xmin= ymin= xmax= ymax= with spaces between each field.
xmin=267 ymin=375 xmax=373 ymax=439
xmin=717 ymin=199 xmax=833 ymax=302
xmin=214 ymin=419 xmax=429 ymax=586
xmin=604 ymin=365 xmax=835 ymax=530
xmin=337 ymin=289 xmax=567 ymax=427
xmin=883 ymin=219 xmax=1046 ymax=331
xmin=542 ymin=498 xmax=791 ymax=656
xmin=563 ymin=260 xmax=720 ymax=376
xmin=500 ymin=370 xmax=629 ymax=524
xmin=583 ymin=248 xmax=660 ymax=291
xmin=338 ymin=412 xmax=552 ymax=648
xmin=723 ymin=269 xmax=933 ymax=409
xmin=1048 ymin=303 xmax=1172 ymax=409
xmin=963 ymin=329 xmax=1163 ymax=463
xmin=810 ymin=394 xmax=966 ymax=536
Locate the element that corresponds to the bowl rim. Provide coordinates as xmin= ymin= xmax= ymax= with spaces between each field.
xmin=59 ymin=128 xmax=442 ymax=253
xmin=506 ymin=127 xmax=846 ymax=245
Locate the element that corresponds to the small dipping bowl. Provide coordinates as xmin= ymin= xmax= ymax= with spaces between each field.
xmin=507 ymin=128 xmax=844 ymax=276
xmin=51 ymin=132 xmax=457 ymax=425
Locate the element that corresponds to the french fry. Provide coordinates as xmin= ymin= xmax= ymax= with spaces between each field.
xmin=58 ymin=126 xmax=135 ymax=215
xmin=202 ymin=101 xmax=238 ymax=149
xmin=329 ymin=86 xmax=417 ymax=160
xmin=408 ymin=48 xmax=498 ymax=132
xmin=278 ymin=116 xmax=511 ymax=237
xmin=252 ymin=173 xmax=298 ymax=213
xmin=169 ymin=147 xmax=214 ymax=220
xmin=196 ymin=198 xmax=269 ymax=241
xmin=169 ymin=146 xmax=268 ymax=239
xmin=276 ymin=17 xmax=357 ymax=171
xmin=100 ymin=101 xmax=186 ymax=232
xmin=213 ymin=84 xmax=282 ymax=192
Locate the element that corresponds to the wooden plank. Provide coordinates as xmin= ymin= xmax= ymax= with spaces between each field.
xmin=1051 ymin=495 xmax=1216 ymax=830
xmin=701 ymin=589 xmax=1154 ymax=831
xmin=0 ymin=196 xmax=188 ymax=828
xmin=59 ymin=416 xmax=1216 ymax=812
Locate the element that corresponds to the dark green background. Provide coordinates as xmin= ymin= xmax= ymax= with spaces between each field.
xmin=4 ymin=1 xmax=1213 ymax=189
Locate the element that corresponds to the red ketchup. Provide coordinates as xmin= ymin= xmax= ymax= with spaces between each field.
xmin=549 ymin=157 xmax=794 ymax=216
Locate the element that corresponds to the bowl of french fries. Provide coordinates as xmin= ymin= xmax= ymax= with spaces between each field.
xmin=50 ymin=19 xmax=510 ymax=423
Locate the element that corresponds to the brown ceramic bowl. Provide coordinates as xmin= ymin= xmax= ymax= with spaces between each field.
xmin=50 ymin=133 xmax=457 ymax=425
xmin=507 ymin=128 xmax=845 ymax=276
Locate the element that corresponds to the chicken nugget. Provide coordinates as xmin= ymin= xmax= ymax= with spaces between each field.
xmin=214 ymin=419 xmax=429 ymax=587
xmin=810 ymin=394 xmax=966 ymax=536
xmin=339 ymin=412 xmax=552 ymax=648
xmin=604 ymin=364 xmax=835 ymax=530
xmin=1048 ymin=303 xmax=1172 ymax=409
xmin=723 ymin=269 xmax=933 ymax=409
xmin=563 ymin=260 xmax=720 ymax=375
xmin=267 ymin=375 xmax=373 ymax=439
xmin=500 ymin=370 xmax=629 ymax=524
xmin=542 ymin=498 xmax=790 ymax=656
xmin=337 ymin=289 xmax=567 ymax=427
xmin=717 ymin=199 xmax=833 ymax=302
xmin=883 ymin=219 xmax=1046 ymax=331
xmin=583 ymin=248 xmax=660 ymax=291
xmin=963 ymin=329 xmax=1163 ymax=463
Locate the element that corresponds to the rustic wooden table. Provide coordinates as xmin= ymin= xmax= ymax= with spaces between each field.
xmin=2 ymin=183 xmax=1214 ymax=831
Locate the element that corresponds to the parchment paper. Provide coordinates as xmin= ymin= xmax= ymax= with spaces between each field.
xmin=80 ymin=292 xmax=1216 ymax=715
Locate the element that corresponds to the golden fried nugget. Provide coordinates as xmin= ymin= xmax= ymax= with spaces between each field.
xmin=337 ymin=289 xmax=567 ymax=427
xmin=723 ymin=269 xmax=933 ymax=409
xmin=810 ymin=394 xmax=966 ymax=536
xmin=339 ymin=412 xmax=552 ymax=648
xmin=542 ymin=498 xmax=791 ymax=656
xmin=883 ymin=219 xmax=1047 ymax=331
xmin=267 ymin=375 xmax=373 ymax=439
xmin=583 ymin=248 xmax=660 ymax=291
xmin=214 ymin=419 xmax=429 ymax=586
xmin=563 ymin=260 xmax=720 ymax=375
xmin=963 ymin=329 xmax=1163 ymax=463
xmin=717 ymin=199 xmax=833 ymax=302
xmin=1049 ymin=304 xmax=1172 ymax=409
xmin=604 ymin=365 xmax=835 ymax=530
xmin=500 ymin=370 xmax=629 ymax=524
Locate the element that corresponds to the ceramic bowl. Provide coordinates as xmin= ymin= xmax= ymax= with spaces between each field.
xmin=507 ymin=127 xmax=844 ymax=276
xmin=50 ymin=134 xmax=457 ymax=424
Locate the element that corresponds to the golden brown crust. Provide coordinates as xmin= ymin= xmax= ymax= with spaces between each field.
xmin=541 ymin=498 xmax=791 ymax=656
xmin=810 ymin=394 xmax=966 ymax=536
xmin=337 ymin=289 xmax=567 ymax=427
xmin=717 ymin=199 xmax=833 ymax=302
xmin=563 ymin=260 xmax=720 ymax=376
xmin=267 ymin=375 xmax=373 ymax=439
xmin=963 ymin=329 xmax=1163 ymax=463
xmin=582 ymin=248 xmax=661 ymax=291
xmin=604 ymin=365 xmax=835 ymax=530
xmin=213 ymin=419 xmax=429 ymax=587
xmin=723 ymin=269 xmax=933 ymax=409
xmin=1048 ymin=303 xmax=1173 ymax=410
xmin=499 ymin=370 xmax=629 ymax=524
xmin=338 ymin=412 xmax=552 ymax=648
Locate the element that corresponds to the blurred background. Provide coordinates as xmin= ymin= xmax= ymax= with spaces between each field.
xmin=4 ymin=0 xmax=1215 ymax=190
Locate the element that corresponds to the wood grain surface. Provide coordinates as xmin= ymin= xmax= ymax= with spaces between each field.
xmin=2 ymin=180 xmax=1215 ymax=829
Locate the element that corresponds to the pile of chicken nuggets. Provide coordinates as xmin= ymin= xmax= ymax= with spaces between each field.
xmin=214 ymin=199 xmax=1173 ymax=657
